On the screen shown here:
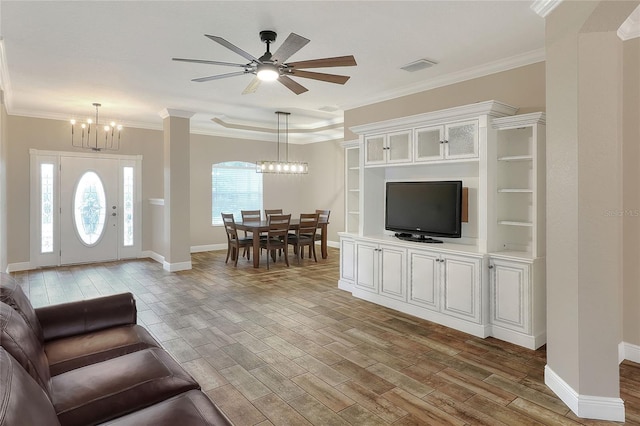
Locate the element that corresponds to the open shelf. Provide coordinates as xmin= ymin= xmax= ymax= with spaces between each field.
xmin=499 ymin=220 xmax=533 ymax=227
xmin=498 ymin=155 xmax=533 ymax=162
xmin=498 ymin=188 xmax=533 ymax=193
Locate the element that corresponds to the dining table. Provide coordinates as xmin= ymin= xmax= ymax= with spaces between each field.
xmin=235 ymin=218 xmax=329 ymax=268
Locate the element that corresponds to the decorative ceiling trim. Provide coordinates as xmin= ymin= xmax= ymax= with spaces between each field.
xmin=342 ymin=48 xmax=545 ymax=112
xmin=530 ymin=0 xmax=562 ymax=18
xmin=210 ymin=116 xmax=343 ymax=134
xmin=158 ymin=108 xmax=195 ymax=119
xmin=618 ymin=5 xmax=640 ymax=41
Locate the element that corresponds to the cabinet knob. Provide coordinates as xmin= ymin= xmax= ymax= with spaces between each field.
xmin=440 ymin=140 xmax=444 ymax=144
xmin=444 ymin=140 xmax=449 ymax=144
xmin=488 ymin=265 xmax=494 ymax=269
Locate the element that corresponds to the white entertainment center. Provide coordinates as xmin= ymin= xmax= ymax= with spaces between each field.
xmin=339 ymin=101 xmax=546 ymax=350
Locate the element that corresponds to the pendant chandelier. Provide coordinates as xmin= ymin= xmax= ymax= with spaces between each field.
xmin=71 ymin=103 xmax=123 ymax=152
xmin=256 ymin=111 xmax=308 ymax=174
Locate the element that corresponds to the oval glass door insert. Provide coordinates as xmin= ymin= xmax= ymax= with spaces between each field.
xmin=73 ymin=171 xmax=107 ymax=246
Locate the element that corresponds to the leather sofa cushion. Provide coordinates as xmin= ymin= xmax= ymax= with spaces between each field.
xmin=36 ymin=292 xmax=138 ymax=341
xmin=0 ymin=348 xmax=60 ymax=426
xmin=99 ymin=390 xmax=231 ymax=426
xmin=0 ymin=301 xmax=51 ymax=395
xmin=46 ymin=324 xmax=160 ymax=376
xmin=0 ymin=273 xmax=44 ymax=343
xmin=51 ymin=347 xmax=200 ymax=426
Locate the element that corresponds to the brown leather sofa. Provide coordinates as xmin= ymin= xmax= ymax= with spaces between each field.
xmin=0 ymin=274 xmax=231 ymax=425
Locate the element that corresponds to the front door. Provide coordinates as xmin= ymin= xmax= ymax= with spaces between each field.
xmin=30 ymin=150 xmax=142 ymax=268
xmin=60 ymin=156 xmax=119 ymax=264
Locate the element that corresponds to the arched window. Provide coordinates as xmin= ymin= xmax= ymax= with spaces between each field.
xmin=212 ymin=161 xmax=263 ymax=225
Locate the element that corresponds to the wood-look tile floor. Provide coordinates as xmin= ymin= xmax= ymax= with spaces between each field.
xmin=10 ymin=248 xmax=640 ymax=425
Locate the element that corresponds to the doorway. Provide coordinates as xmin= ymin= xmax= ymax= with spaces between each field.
xmin=30 ymin=150 xmax=142 ymax=267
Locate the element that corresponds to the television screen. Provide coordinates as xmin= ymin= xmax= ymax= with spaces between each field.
xmin=385 ymin=181 xmax=462 ymax=239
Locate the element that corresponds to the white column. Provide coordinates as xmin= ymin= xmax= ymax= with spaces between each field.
xmin=159 ymin=108 xmax=194 ymax=272
xmin=543 ymin=0 xmax=638 ymax=421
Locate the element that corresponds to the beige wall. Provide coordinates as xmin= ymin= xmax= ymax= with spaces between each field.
xmin=345 ymin=62 xmax=546 ymax=140
xmin=4 ymin=115 xmax=164 ymax=264
xmin=3 ymin=115 xmax=346 ymax=265
xmin=623 ymin=37 xmax=640 ymax=347
xmin=190 ymin=133 xmax=344 ymax=248
xmin=545 ymin=0 xmax=638 ymax=407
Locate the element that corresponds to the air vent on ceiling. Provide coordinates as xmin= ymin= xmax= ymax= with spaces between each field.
xmin=401 ymin=58 xmax=438 ymax=72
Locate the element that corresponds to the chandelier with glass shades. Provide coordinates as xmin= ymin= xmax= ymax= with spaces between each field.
xmin=71 ymin=103 xmax=123 ymax=151
xmin=256 ymin=111 xmax=308 ymax=174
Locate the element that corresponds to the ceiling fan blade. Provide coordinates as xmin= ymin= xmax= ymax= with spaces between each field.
xmin=277 ymin=75 xmax=308 ymax=95
xmin=205 ymin=34 xmax=260 ymax=63
xmin=172 ymin=58 xmax=248 ymax=68
xmin=289 ymin=70 xmax=350 ymax=85
xmin=286 ymin=55 xmax=357 ymax=69
xmin=271 ymin=33 xmax=310 ymax=64
xmin=242 ymin=77 xmax=261 ymax=94
xmin=192 ymin=71 xmax=249 ymax=82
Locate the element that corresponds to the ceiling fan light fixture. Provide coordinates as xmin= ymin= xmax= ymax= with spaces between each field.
xmin=257 ymin=63 xmax=279 ymax=81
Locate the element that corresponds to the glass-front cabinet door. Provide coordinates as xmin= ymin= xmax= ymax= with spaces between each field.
xmin=414 ymin=126 xmax=444 ymax=162
xmin=445 ymin=120 xmax=478 ymax=159
xmin=387 ymin=131 xmax=412 ymax=164
xmin=364 ymin=134 xmax=386 ymax=165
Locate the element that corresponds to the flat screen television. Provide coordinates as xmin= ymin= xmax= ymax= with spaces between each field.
xmin=385 ymin=181 xmax=463 ymax=243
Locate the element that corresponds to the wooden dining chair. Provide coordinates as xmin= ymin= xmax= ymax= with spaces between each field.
xmin=314 ymin=209 xmax=331 ymax=243
xmin=264 ymin=209 xmax=284 ymax=256
xmin=264 ymin=209 xmax=283 ymax=219
xmin=259 ymin=214 xmax=291 ymax=270
xmin=221 ymin=213 xmax=252 ymax=266
xmin=288 ymin=213 xmax=319 ymax=264
xmin=240 ymin=210 xmax=262 ymax=259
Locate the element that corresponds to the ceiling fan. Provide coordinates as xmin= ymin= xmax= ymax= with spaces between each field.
xmin=173 ymin=30 xmax=357 ymax=95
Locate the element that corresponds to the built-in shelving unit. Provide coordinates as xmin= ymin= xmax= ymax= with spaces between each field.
xmin=339 ymin=103 xmax=547 ymax=350
xmin=492 ymin=112 xmax=546 ymax=258
xmin=343 ymin=140 xmax=360 ymax=234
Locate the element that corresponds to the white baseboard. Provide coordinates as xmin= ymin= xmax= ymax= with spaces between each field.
xmin=140 ymin=250 xmax=164 ymax=264
xmin=338 ymin=279 xmax=354 ymax=292
xmin=191 ymin=244 xmax=226 ymax=253
xmin=6 ymin=261 xmax=33 ymax=273
xmin=163 ymin=260 xmax=192 ymax=272
xmin=326 ymin=240 xmax=339 ymax=249
xmin=620 ymin=341 xmax=640 ymax=364
xmin=545 ymin=365 xmax=625 ymax=422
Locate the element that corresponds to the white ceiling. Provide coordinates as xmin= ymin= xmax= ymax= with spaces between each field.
xmin=0 ymin=1 xmax=554 ymax=143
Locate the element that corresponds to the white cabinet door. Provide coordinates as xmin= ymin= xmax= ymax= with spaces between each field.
xmin=408 ymin=249 xmax=440 ymax=310
xmin=445 ymin=120 xmax=478 ymax=159
xmin=490 ymin=258 xmax=530 ymax=333
xmin=414 ymin=126 xmax=444 ymax=162
xmin=340 ymin=238 xmax=356 ymax=283
xmin=379 ymin=245 xmax=406 ymax=301
xmin=364 ymin=135 xmax=386 ymax=165
xmin=387 ymin=131 xmax=412 ymax=164
xmin=441 ymin=254 xmax=482 ymax=323
xmin=355 ymin=242 xmax=378 ymax=292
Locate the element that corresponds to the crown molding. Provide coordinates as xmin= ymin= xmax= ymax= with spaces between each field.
xmin=158 ymin=108 xmax=195 ymax=119
xmin=492 ymin=112 xmax=546 ymax=129
xmin=341 ymin=48 xmax=545 ymax=112
xmin=530 ymin=0 xmax=562 ymax=18
xmin=350 ymin=100 xmax=518 ymax=135
xmin=618 ymin=5 xmax=640 ymax=41
xmin=210 ymin=115 xmax=343 ymax=134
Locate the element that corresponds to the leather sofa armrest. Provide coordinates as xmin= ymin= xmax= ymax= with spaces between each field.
xmin=35 ymin=293 xmax=137 ymax=341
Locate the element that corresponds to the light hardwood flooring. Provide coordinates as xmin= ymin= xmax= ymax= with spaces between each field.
xmin=10 ymin=248 xmax=640 ymax=425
